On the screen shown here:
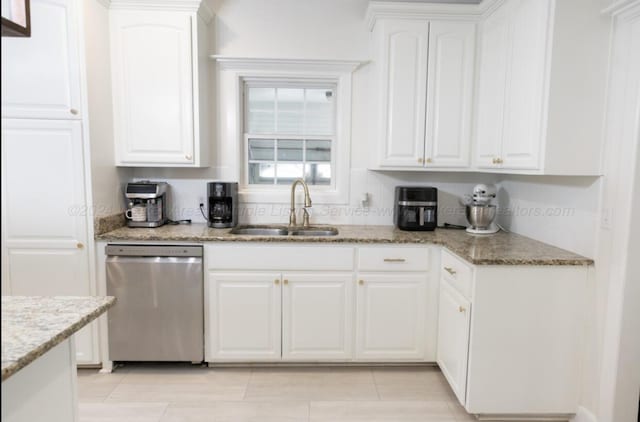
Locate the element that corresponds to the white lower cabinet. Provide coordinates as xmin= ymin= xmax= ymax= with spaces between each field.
xmin=204 ymin=244 xmax=434 ymax=363
xmin=437 ymin=249 xmax=587 ymax=417
xmin=436 ymin=279 xmax=471 ymax=405
xmin=355 ymin=274 xmax=428 ymax=361
xmin=282 ymin=273 xmax=353 ymax=361
xmin=206 ymin=272 xmax=281 ymax=362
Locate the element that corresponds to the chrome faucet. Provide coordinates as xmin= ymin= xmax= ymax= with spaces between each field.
xmin=289 ymin=179 xmax=312 ymax=228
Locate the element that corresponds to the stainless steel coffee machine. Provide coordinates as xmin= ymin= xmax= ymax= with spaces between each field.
xmin=207 ymin=182 xmax=238 ymax=228
xmin=125 ymin=181 xmax=168 ymax=228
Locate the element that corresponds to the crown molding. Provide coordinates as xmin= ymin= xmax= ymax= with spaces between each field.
xmin=107 ymin=0 xmax=214 ymax=23
xmin=602 ymin=0 xmax=640 ymax=17
xmin=210 ymin=56 xmax=369 ymax=73
xmin=364 ymin=0 xmax=499 ymax=30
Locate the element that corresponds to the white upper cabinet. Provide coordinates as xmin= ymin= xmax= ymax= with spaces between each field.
xmin=110 ymin=3 xmax=211 ymax=167
xmin=474 ymin=0 xmax=610 ymax=174
xmin=375 ymin=19 xmax=429 ymax=167
xmin=1 ymin=0 xmax=82 ymax=119
xmin=425 ymin=21 xmax=475 ymax=168
xmin=372 ymin=17 xmax=475 ymax=169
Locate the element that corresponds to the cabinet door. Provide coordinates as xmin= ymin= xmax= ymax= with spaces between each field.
xmin=377 ymin=20 xmax=429 ymax=167
xmin=437 ymin=279 xmax=472 ymax=406
xmin=355 ymin=273 xmax=427 ymax=360
xmin=425 ymin=21 xmax=475 ymax=168
xmin=206 ymin=272 xmax=281 ymax=361
xmin=282 ymin=273 xmax=353 ymax=361
xmin=1 ymin=119 xmax=96 ymax=363
xmin=1 ymin=0 xmax=82 ymax=119
xmin=500 ymin=0 xmax=550 ymax=169
xmin=111 ymin=11 xmax=195 ymax=166
xmin=474 ymin=4 xmax=510 ymax=169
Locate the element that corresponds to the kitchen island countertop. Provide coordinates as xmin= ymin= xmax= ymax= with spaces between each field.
xmin=96 ymin=223 xmax=593 ymax=266
xmin=1 ymin=296 xmax=116 ymax=381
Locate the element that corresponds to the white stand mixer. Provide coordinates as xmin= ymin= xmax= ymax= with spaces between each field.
xmin=465 ymin=184 xmax=500 ymax=234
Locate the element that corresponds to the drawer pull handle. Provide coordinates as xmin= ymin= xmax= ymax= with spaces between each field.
xmin=283 ymin=279 xmax=289 ymax=285
xmin=274 ymin=279 xmax=280 ymax=285
xmin=384 ymin=258 xmax=406 ymax=263
xmin=458 ymin=306 xmax=466 ymax=313
xmin=444 ymin=267 xmax=457 ymax=276
xmin=358 ymin=279 xmax=364 ymax=285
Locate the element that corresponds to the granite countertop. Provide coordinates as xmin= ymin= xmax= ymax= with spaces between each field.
xmin=96 ymin=223 xmax=593 ymax=266
xmin=1 ymin=296 xmax=116 ymax=381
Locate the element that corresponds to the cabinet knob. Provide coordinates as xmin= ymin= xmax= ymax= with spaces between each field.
xmin=185 ymin=154 xmax=193 ymax=160
xmin=283 ymin=279 xmax=289 ymax=285
xmin=492 ymin=158 xmax=497 ymax=164
xmin=426 ymin=157 xmax=432 ymax=164
xmin=70 ymin=109 xmax=79 ymax=115
xmin=497 ymin=158 xmax=503 ymax=164
xmin=274 ymin=279 xmax=280 ymax=285
xmin=417 ymin=157 xmax=423 ymax=164
xmin=444 ymin=267 xmax=456 ymax=276
xmin=458 ymin=306 xmax=466 ymax=313
xmin=358 ymin=279 xmax=364 ymax=285
xmin=77 ymin=242 xmax=84 ymax=249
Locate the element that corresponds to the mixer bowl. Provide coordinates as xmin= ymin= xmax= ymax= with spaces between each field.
xmin=465 ymin=204 xmax=497 ymax=229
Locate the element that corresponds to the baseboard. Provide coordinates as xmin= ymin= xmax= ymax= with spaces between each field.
xmin=571 ymin=406 xmax=597 ymax=422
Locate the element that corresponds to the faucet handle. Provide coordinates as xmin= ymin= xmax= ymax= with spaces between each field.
xmin=302 ymin=208 xmax=311 ymax=228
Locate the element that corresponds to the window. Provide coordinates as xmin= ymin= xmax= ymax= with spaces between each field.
xmin=244 ymin=82 xmax=336 ymax=187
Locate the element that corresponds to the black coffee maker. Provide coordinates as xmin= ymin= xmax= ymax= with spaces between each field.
xmin=394 ymin=186 xmax=438 ymax=231
xmin=207 ymin=182 xmax=238 ymax=228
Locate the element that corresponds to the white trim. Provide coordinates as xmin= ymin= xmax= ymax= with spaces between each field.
xmin=602 ymin=0 xmax=640 ymax=17
xmin=215 ymin=59 xmax=355 ymax=205
xmin=95 ymin=0 xmax=111 ymax=9
xmin=211 ymin=56 xmax=368 ymax=73
xmin=571 ymin=406 xmax=597 ymax=422
xmin=107 ymin=0 xmax=214 ymax=22
xmin=364 ymin=0 xmax=498 ymax=30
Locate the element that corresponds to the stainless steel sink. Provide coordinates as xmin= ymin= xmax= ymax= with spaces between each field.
xmin=289 ymin=227 xmax=339 ymax=236
xmin=229 ymin=226 xmax=289 ymax=236
xmin=229 ymin=225 xmax=338 ymax=237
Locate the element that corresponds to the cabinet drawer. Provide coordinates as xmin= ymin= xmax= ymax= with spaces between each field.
xmin=206 ymin=244 xmax=355 ymax=271
xmin=441 ymin=250 xmax=473 ymax=298
xmin=358 ymin=247 xmax=429 ymax=272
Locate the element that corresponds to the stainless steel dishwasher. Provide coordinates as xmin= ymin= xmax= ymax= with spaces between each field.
xmin=106 ymin=244 xmax=203 ymax=362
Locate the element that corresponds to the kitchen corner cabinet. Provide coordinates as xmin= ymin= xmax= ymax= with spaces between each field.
xmin=474 ymin=0 xmax=609 ymax=175
xmin=1 ymin=0 xmax=83 ymax=120
xmin=110 ymin=4 xmax=211 ymax=167
xmin=372 ymin=18 xmax=475 ymax=169
xmin=437 ymin=250 xmax=586 ymax=416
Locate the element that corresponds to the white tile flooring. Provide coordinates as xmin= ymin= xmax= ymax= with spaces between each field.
xmin=77 ymin=364 xmax=477 ymax=421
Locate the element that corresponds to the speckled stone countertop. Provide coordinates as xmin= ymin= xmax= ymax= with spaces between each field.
xmin=1 ymin=296 xmax=116 ymax=381
xmin=96 ymin=223 xmax=593 ymax=266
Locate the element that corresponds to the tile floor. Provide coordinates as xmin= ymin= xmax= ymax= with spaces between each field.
xmin=77 ymin=364 xmax=477 ymax=421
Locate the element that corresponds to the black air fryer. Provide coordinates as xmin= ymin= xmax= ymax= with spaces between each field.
xmin=394 ymin=186 xmax=438 ymax=231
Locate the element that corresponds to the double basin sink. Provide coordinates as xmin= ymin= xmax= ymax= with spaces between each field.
xmin=230 ymin=225 xmax=339 ymax=237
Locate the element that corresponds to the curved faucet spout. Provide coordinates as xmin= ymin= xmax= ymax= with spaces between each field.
xmin=289 ymin=179 xmax=313 ymax=228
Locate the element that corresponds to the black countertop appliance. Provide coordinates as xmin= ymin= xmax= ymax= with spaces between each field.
xmin=394 ymin=186 xmax=438 ymax=231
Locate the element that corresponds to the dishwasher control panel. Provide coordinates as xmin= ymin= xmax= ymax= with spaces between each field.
xmin=105 ymin=244 xmax=203 ymax=257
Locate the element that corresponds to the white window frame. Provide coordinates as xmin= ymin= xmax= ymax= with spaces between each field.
xmin=243 ymin=79 xmax=336 ymax=189
xmin=213 ymin=56 xmax=360 ymax=205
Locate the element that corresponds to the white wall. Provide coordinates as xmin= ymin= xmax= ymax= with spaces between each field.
xmin=83 ymin=0 xmax=131 ymax=217
xmin=495 ymin=176 xmax=601 ymax=258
